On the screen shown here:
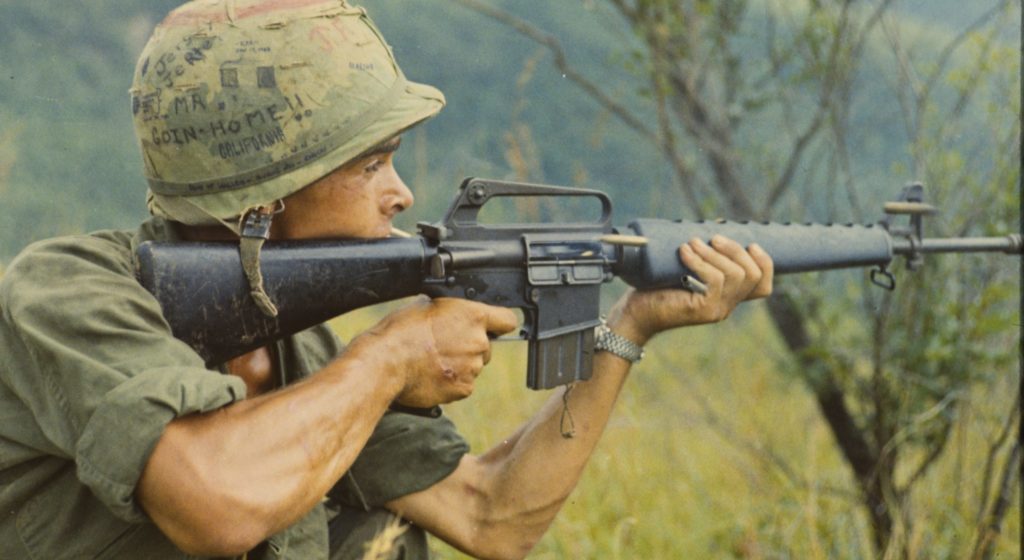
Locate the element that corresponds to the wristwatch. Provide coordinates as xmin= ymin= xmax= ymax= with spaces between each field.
xmin=594 ymin=319 xmax=645 ymax=363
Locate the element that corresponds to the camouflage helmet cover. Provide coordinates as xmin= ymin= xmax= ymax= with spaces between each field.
xmin=132 ymin=0 xmax=444 ymax=227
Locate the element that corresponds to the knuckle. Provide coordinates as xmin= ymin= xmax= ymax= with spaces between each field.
xmin=749 ymin=268 xmax=765 ymax=286
xmin=473 ymin=327 xmax=491 ymax=344
xmin=710 ymin=234 xmax=730 ymax=247
xmin=452 ymin=384 xmax=474 ymax=401
xmin=725 ymin=261 xmax=745 ymax=277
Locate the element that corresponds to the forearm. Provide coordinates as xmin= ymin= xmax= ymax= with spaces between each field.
xmin=139 ymin=296 xmax=517 ymax=555
xmin=393 ymin=239 xmax=774 ymax=559
xmin=392 ymin=348 xmax=634 ymax=560
xmin=138 ymin=341 xmax=402 ymax=555
xmin=480 ymin=350 xmax=632 ymax=540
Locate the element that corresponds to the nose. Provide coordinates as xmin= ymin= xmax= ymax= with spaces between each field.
xmin=387 ymin=170 xmax=415 ymax=213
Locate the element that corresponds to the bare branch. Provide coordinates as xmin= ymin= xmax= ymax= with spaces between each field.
xmin=763 ymin=0 xmax=895 ymax=214
xmin=607 ymin=0 xmax=729 ymax=155
xmin=899 ymin=414 xmax=954 ymax=492
xmin=880 ymin=16 xmax=922 ymax=168
xmin=762 ymin=1 xmax=852 ymax=213
xmin=975 ymin=389 xmax=1021 ymax=525
xmin=971 ymin=437 xmax=1021 ymax=560
xmin=919 ymin=0 xmax=1011 ymax=112
xmin=608 ymin=0 xmax=757 ymax=216
xmin=947 ymin=26 xmax=999 ymax=121
xmin=829 ymin=88 xmax=867 ymax=221
xmin=650 ymin=66 xmax=705 ymax=216
xmin=881 ymin=0 xmax=1009 ymax=152
xmin=450 ymin=0 xmax=658 ymax=143
xmin=674 ymin=371 xmax=861 ymax=502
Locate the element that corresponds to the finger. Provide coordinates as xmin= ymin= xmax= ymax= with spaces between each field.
xmin=481 ymin=304 xmax=520 ymax=336
xmin=709 ymin=235 xmax=763 ymax=293
xmin=708 ymin=235 xmax=761 ymax=278
xmin=706 ymin=235 xmax=748 ymax=261
xmin=688 ymin=238 xmax=744 ymax=290
xmin=409 ymin=294 xmax=432 ymax=308
xmin=679 ymin=242 xmax=725 ymax=293
xmin=430 ymin=298 xmax=518 ymax=336
xmin=436 ymin=300 xmax=520 ymax=335
xmin=746 ymin=243 xmax=774 ymax=299
xmin=449 ymin=357 xmax=484 ymax=397
xmin=692 ymin=236 xmax=749 ymax=282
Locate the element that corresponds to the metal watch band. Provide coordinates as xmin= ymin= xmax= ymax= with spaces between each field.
xmin=594 ymin=320 xmax=645 ymax=363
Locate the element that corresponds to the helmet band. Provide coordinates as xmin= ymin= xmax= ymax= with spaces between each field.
xmin=147 ymin=75 xmax=408 ymax=197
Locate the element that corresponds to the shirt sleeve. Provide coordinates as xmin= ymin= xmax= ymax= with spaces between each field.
xmin=0 ymin=234 xmax=246 ymax=523
xmin=328 ymin=410 xmax=469 ymax=510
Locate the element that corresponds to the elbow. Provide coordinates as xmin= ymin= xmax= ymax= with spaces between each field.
xmin=462 ymin=528 xmax=540 ymax=560
xmin=484 ymin=542 xmax=539 ymax=560
xmin=142 ymin=488 xmax=273 ymax=556
xmin=460 ymin=504 xmax=554 ymax=560
xmin=459 ymin=479 xmax=565 ymax=559
xmin=165 ymin=521 xmax=267 ymax=557
xmin=137 ymin=426 xmax=277 ymax=556
xmin=140 ymin=469 xmax=281 ymax=556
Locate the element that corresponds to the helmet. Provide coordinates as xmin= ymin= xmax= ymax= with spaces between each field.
xmin=131 ymin=0 xmax=444 ymax=229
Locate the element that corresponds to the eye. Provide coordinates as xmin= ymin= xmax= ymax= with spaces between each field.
xmin=363 ymin=159 xmax=383 ymax=173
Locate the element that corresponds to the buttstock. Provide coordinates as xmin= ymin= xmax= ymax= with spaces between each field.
xmin=136 ymin=238 xmax=429 ymax=365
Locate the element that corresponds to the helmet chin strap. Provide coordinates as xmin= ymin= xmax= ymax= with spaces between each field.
xmin=239 ymin=202 xmax=285 ymax=317
xmin=148 ymin=190 xmax=284 ymax=318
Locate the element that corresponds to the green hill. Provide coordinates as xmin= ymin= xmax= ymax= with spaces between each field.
xmin=0 ymin=1 xmax=1014 ymax=260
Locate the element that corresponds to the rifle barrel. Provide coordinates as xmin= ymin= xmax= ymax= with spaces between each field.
xmin=891 ymin=234 xmax=1022 ymax=255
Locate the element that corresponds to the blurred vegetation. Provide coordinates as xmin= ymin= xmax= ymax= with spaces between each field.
xmin=430 ymin=1 xmax=1019 ymax=558
xmin=1 ymin=0 xmax=1019 ymax=558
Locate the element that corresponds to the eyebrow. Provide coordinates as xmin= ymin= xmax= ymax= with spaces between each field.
xmin=359 ymin=136 xmax=402 ymax=159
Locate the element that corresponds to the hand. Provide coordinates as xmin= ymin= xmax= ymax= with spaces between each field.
xmin=608 ymin=235 xmax=773 ymax=345
xmin=353 ymin=297 xmax=519 ymax=408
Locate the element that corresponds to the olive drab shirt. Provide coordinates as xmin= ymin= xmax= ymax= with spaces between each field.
xmin=0 ymin=218 xmax=468 ymax=559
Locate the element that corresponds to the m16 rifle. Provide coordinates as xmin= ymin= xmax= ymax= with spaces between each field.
xmin=136 ymin=178 xmax=1021 ymax=390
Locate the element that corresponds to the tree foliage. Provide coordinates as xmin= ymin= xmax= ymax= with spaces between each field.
xmin=450 ymin=0 xmax=1020 ymax=557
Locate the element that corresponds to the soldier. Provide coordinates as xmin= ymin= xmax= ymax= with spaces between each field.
xmin=0 ymin=1 xmax=772 ymax=558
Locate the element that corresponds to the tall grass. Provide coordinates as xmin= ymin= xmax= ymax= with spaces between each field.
xmin=331 ymin=298 xmax=1019 ymax=559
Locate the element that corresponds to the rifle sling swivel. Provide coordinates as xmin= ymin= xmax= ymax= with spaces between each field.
xmin=240 ymin=204 xmax=283 ymax=317
xmin=870 ymin=266 xmax=896 ymax=291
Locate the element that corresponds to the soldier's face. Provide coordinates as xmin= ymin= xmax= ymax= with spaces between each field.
xmin=272 ymin=137 xmax=413 ymax=240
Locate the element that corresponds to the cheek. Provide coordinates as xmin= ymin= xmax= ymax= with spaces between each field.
xmin=277 ymin=172 xmax=395 ymax=239
xmin=335 ymin=187 xmax=380 ymax=222
xmin=321 ymin=185 xmax=390 ymax=237
xmin=335 ymin=181 xmax=373 ymax=205
xmin=339 ymin=179 xmax=387 ymax=213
